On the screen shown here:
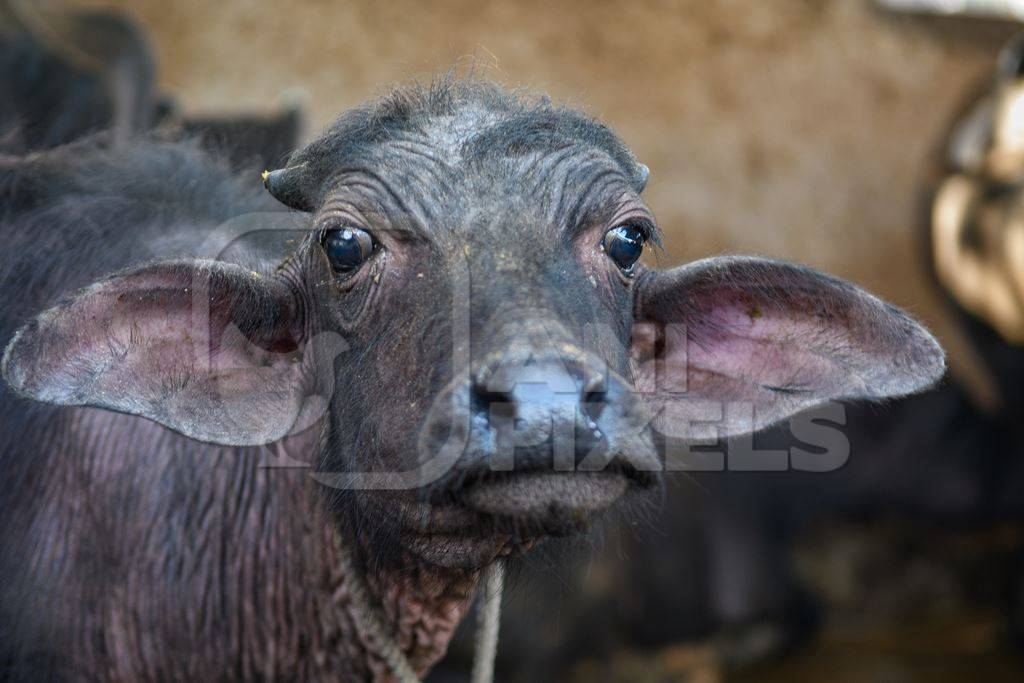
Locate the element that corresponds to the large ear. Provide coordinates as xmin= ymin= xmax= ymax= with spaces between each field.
xmin=631 ymin=256 xmax=945 ymax=438
xmin=3 ymin=259 xmax=310 ymax=446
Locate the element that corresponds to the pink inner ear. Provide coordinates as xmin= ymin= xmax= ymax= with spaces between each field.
xmin=630 ymin=256 xmax=945 ymax=439
xmin=632 ymin=298 xmax=856 ymax=401
xmin=686 ymin=304 xmax=860 ymax=394
xmin=4 ymin=260 xmax=311 ymax=447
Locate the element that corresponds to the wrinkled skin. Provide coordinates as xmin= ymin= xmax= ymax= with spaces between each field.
xmin=0 ymin=78 xmax=944 ymax=681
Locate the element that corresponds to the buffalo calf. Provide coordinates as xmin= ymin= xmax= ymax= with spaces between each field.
xmin=0 ymin=79 xmax=943 ymax=681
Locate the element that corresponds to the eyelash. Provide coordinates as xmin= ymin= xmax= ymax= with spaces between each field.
xmin=618 ymin=218 xmax=655 ymax=240
xmin=598 ymin=216 xmax=655 ymax=250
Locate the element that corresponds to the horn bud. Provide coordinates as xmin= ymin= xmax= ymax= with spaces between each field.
xmin=635 ymin=163 xmax=650 ymax=192
xmin=262 ymin=165 xmax=313 ymax=212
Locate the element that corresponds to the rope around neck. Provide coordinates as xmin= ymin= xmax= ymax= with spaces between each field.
xmin=471 ymin=561 xmax=505 ymax=683
xmin=336 ymin=537 xmax=505 ymax=683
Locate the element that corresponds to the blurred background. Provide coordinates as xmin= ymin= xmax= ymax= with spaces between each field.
xmin=9 ymin=0 xmax=1024 ymax=680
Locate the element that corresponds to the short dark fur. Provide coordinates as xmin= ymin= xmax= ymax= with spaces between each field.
xmin=0 ymin=61 xmax=943 ymax=682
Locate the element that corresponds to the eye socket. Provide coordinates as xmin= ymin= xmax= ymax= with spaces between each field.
xmin=602 ymin=224 xmax=646 ymax=272
xmin=321 ymin=226 xmax=375 ymax=274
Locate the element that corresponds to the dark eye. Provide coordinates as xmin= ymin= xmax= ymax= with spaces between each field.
xmin=602 ymin=225 xmax=646 ymax=272
xmin=321 ymin=227 xmax=374 ymax=274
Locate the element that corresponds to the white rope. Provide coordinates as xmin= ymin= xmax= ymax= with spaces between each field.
xmin=336 ymin=535 xmax=505 ymax=683
xmin=336 ymin=539 xmax=422 ymax=683
xmin=470 ymin=560 xmax=505 ymax=683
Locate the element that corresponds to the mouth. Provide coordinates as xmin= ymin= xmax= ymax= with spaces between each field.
xmin=395 ymin=471 xmax=634 ymax=567
xmin=461 ymin=471 xmax=628 ymax=523
xmin=382 ymin=461 xmax=653 ymax=567
xmin=453 ymin=458 xmax=653 ymax=533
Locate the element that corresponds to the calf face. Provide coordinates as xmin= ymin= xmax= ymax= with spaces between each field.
xmin=1 ymin=80 xmax=945 ymax=570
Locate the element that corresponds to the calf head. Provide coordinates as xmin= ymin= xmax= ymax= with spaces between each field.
xmin=2 ymin=81 xmax=945 ymax=570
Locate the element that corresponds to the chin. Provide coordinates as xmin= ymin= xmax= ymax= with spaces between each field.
xmin=390 ymin=464 xmax=654 ymax=569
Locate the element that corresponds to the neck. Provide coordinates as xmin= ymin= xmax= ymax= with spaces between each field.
xmin=326 ymin=526 xmax=481 ymax=681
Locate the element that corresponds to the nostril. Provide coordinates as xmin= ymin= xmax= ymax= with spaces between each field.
xmin=582 ymin=389 xmax=607 ymax=424
xmin=472 ymin=357 xmax=612 ymax=429
xmin=472 ymin=385 xmax=516 ymax=423
xmin=579 ymin=365 xmax=608 ymax=423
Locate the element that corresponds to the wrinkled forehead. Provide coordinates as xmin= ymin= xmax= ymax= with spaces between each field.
xmin=344 ymin=109 xmax=634 ymax=194
xmin=331 ymin=113 xmax=641 ymax=230
xmin=282 ymin=83 xmax=649 ymax=233
xmin=379 ymin=102 xmax=637 ymax=172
